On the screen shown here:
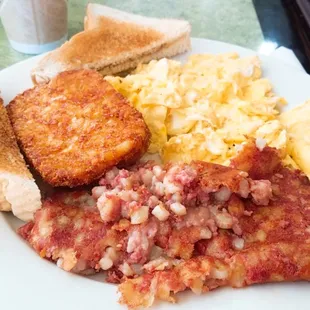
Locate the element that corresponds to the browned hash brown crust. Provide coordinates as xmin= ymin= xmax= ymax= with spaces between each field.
xmin=7 ymin=69 xmax=150 ymax=187
xmin=118 ymin=143 xmax=310 ymax=308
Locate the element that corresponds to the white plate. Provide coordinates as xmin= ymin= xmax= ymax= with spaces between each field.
xmin=0 ymin=38 xmax=310 ymax=310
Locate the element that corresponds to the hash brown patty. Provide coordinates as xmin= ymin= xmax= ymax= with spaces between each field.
xmin=7 ymin=69 xmax=150 ymax=187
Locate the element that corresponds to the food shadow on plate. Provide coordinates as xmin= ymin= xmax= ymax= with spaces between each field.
xmin=3 ymin=212 xmax=24 ymax=231
xmin=87 ymin=270 xmax=108 ymax=283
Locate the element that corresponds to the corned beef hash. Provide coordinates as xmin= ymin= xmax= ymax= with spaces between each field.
xmin=19 ymin=142 xmax=310 ymax=308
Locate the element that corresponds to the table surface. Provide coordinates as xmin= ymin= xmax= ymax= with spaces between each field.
xmin=0 ymin=0 xmax=308 ymax=72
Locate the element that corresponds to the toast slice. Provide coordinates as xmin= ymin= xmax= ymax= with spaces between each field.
xmin=31 ymin=4 xmax=190 ymax=84
xmin=0 ymin=98 xmax=41 ymax=221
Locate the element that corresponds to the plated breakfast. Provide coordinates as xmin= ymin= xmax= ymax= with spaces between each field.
xmin=1 ymin=3 xmax=310 ymax=310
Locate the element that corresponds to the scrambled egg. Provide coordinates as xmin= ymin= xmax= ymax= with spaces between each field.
xmin=280 ymin=100 xmax=310 ymax=177
xmin=106 ymin=53 xmax=289 ymax=165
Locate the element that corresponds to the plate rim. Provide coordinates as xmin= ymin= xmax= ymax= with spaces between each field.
xmin=0 ymin=37 xmax=309 ymax=76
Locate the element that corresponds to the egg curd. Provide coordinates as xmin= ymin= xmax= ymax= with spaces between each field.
xmin=106 ymin=53 xmax=295 ymax=166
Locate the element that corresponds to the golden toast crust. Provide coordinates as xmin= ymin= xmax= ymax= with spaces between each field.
xmin=0 ymin=98 xmax=31 ymax=178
